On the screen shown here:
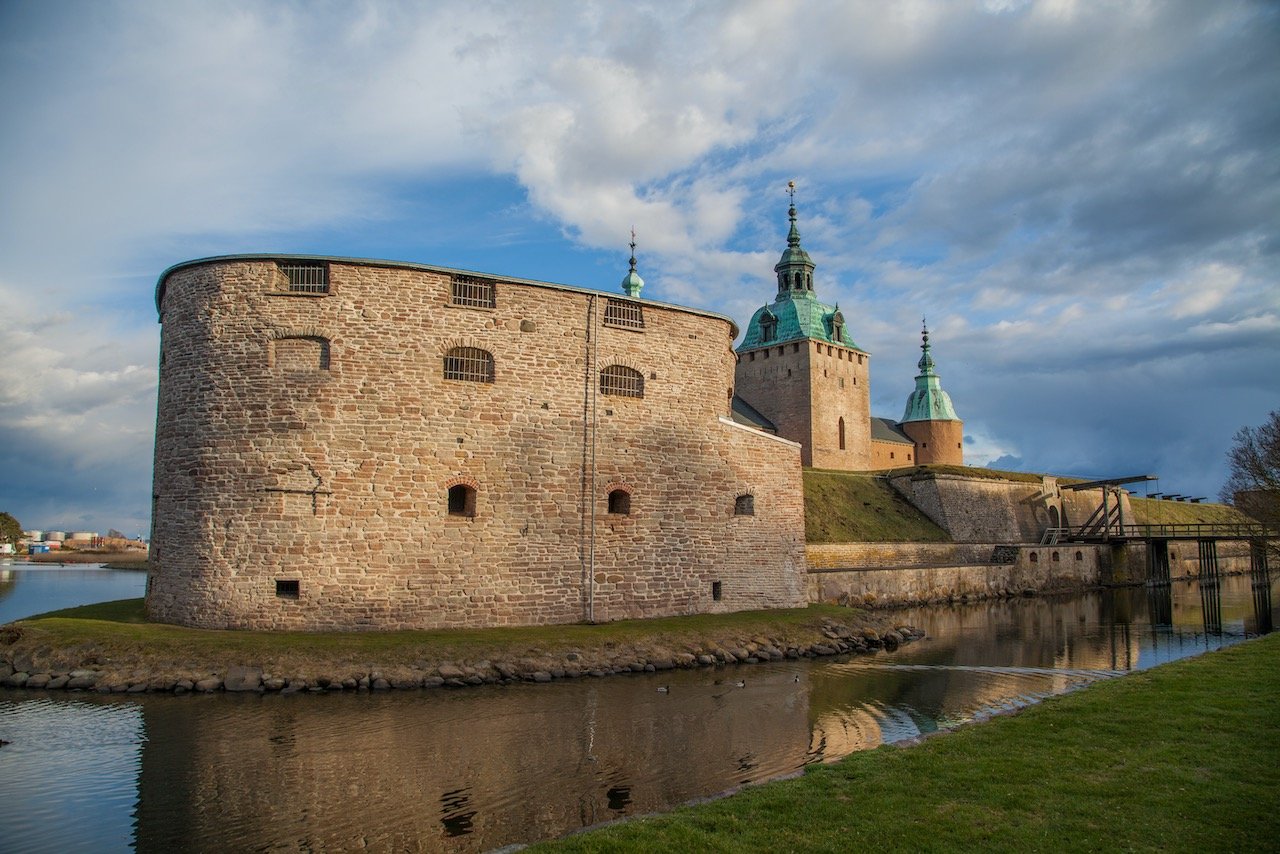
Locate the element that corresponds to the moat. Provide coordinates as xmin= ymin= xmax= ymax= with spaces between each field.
xmin=1 ymin=562 xmax=1276 ymax=852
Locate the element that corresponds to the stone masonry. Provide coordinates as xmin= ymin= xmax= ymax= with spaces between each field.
xmin=148 ymin=257 xmax=806 ymax=631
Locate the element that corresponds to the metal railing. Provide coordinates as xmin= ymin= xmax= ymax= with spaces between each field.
xmin=1042 ymin=523 xmax=1278 ymax=543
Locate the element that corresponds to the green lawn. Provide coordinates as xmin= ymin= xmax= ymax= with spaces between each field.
xmin=534 ymin=634 xmax=1280 ymax=852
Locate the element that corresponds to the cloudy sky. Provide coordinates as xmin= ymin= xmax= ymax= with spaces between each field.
xmin=1 ymin=0 xmax=1277 ymax=536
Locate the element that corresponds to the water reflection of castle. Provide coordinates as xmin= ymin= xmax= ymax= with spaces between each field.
xmin=134 ymin=673 xmax=812 ymax=852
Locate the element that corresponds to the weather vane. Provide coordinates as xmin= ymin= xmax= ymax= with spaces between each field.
xmin=787 ymin=180 xmax=796 ymax=203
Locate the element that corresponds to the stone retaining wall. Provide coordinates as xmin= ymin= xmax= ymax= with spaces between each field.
xmin=807 ymin=541 xmax=1104 ymax=606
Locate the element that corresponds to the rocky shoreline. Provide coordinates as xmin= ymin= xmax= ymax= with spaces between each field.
xmin=0 ymin=619 xmax=923 ymax=696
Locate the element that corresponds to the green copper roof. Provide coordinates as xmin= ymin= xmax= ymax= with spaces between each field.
xmin=901 ymin=322 xmax=960 ymax=422
xmin=740 ymin=295 xmax=859 ymax=349
xmin=738 ymin=189 xmax=862 ymax=352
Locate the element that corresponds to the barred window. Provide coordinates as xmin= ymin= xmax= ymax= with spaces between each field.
xmin=600 ymin=364 xmax=643 ymax=398
xmin=450 ymin=275 xmax=496 ymax=308
xmin=604 ymin=299 xmax=644 ymax=329
xmin=444 ymin=347 xmax=494 ymax=383
xmin=279 ymin=262 xmax=329 ymax=293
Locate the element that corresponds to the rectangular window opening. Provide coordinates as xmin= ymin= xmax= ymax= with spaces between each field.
xmin=279 ymin=262 xmax=329 ymax=293
xmin=604 ymin=299 xmax=645 ymax=329
xmin=450 ymin=275 xmax=496 ymax=308
xmin=711 ymin=581 xmax=722 ymax=601
xmin=276 ymin=579 xmax=300 ymax=599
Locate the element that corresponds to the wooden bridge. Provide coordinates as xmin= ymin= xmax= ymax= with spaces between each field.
xmin=1036 ymin=475 xmax=1277 ymax=586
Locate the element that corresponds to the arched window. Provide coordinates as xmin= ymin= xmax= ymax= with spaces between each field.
xmin=838 ymin=417 xmax=846 ymax=450
xmin=600 ymin=365 xmax=644 ymax=398
xmin=734 ymin=494 xmax=755 ymax=516
xmin=444 ymin=347 xmax=494 ymax=383
xmin=608 ymin=489 xmax=631 ymax=515
xmin=447 ymin=483 xmax=477 ymax=517
xmin=1029 ymin=552 xmax=1039 ymax=564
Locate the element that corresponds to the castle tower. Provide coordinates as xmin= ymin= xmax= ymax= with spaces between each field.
xmin=733 ymin=184 xmax=872 ymax=469
xmin=899 ymin=320 xmax=963 ymax=465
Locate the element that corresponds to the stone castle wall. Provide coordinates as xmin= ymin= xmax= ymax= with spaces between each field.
xmin=806 ymin=541 xmax=1104 ymax=606
xmin=148 ymin=258 xmax=806 ymax=631
xmin=734 ymin=339 xmax=871 ymax=469
xmin=887 ymin=473 xmax=1133 ymax=543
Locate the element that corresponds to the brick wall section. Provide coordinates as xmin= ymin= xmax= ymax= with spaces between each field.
xmin=901 ymin=419 xmax=963 ymax=465
xmin=148 ymin=259 xmax=806 ymax=631
xmin=869 ymin=439 xmax=913 ymax=469
xmin=734 ymin=340 xmax=871 ymax=469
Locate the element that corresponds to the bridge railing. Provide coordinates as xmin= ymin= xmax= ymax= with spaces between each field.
xmin=1042 ymin=523 xmax=1278 ymax=543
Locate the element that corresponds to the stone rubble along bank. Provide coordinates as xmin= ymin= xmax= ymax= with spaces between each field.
xmin=0 ymin=621 xmax=924 ymax=696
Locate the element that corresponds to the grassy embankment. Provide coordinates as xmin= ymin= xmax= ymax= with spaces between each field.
xmin=5 ymin=599 xmax=893 ymax=680
xmin=534 ymin=633 xmax=1280 ymax=852
xmin=1129 ymin=496 xmax=1257 ymax=526
xmin=803 ymin=468 xmax=949 ymax=543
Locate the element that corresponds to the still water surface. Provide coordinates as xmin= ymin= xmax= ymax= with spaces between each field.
xmin=0 ymin=563 xmax=1275 ymax=852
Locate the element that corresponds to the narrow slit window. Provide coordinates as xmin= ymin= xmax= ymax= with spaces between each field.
xmin=450 ymin=275 xmax=496 ymax=308
xmin=712 ymin=581 xmax=722 ymax=601
xmin=448 ymin=484 xmax=477 ymax=517
xmin=608 ymin=489 xmax=631 ymax=515
xmin=838 ymin=417 xmax=846 ymax=450
xmin=279 ymin=262 xmax=329 ymax=293
xmin=444 ymin=347 xmax=495 ymax=383
xmin=600 ymin=365 xmax=643 ymax=398
xmin=603 ymin=299 xmax=644 ymax=329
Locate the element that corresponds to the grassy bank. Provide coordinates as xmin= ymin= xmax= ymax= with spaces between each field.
xmin=1129 ymin=496 xmax=1256 ymax=526
xmin=3 ymin=600 xmax=906 ymax=687
xmin=535 ymin=634 xmax=1280 ymax=852
xmin=804 ymin=469 xmax=948 ymax=543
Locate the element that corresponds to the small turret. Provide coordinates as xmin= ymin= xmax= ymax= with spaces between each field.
xmin=620 ymin=228 xmax=644 ymax=298
xmin=901 ymin=320 xmax=959 ymax=423
xmin=899 ymin=319 xmax=963 ymax=465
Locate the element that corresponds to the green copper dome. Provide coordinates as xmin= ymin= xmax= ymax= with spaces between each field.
xmin=901 ymin=322 xmax=960 ymax=422
xmin=738 ymin=189 xmax=861 ymax=351
xmin=740 ymin=296 xmax=858 ymax=349
xmin=620 ymin=232 xmax=644 ymax=297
